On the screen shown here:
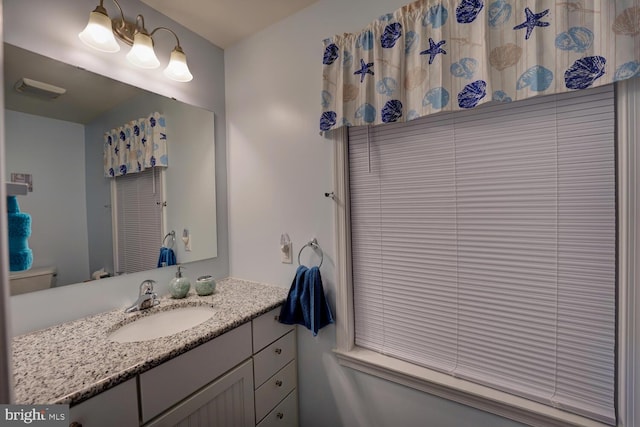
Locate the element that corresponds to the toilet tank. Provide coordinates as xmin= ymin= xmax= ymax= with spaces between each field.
xmin=9 ymin=266 xmax=57 ymax=296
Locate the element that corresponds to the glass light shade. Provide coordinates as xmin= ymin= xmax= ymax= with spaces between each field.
xmin=163 ymin=48 xmax=193 ymax=82
xmin=126 ymin=33 xmax=160 ymax=69
xmin=78 ymin=10 xmax=120 ymax=53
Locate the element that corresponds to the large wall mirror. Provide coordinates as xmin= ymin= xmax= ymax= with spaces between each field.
xmin=4 ymin=43 xmax=217 ymax=295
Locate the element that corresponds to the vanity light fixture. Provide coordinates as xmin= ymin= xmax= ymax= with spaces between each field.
xmin=79 ymin=0 xmax=193 ymax=82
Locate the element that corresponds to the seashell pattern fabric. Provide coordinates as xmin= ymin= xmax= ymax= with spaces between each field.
xmin=612 ymin=6 xmax=640 ymax=36
xmin=489 ymin=43 xmax=522 ymax=71
xmin=104 ymin=112 xmax=168 ymax=178
xmin=320 ymin=0 xmax=639 ymax=133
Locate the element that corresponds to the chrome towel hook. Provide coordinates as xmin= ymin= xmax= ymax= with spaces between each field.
xmin=298 ymin=238 xmax=324 ymax=268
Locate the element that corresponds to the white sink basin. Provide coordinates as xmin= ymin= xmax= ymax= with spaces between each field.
xmin=108 ymin=306 xmax=216 ymax=343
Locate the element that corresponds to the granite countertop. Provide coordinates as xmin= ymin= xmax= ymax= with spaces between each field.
xmin=12 ymin=277 xmax=288 ymax=406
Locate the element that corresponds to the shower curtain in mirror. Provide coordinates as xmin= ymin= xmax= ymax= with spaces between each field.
xmin=320 ymin=0 xmax=640 ymax=133
xmin=104 ymin=112 xmax=168 ymax=177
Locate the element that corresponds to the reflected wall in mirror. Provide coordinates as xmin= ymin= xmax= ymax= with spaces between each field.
xmin=4 ymin=43 xmax=217 ymax=295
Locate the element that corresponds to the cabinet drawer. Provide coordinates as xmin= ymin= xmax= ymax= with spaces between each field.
xmin=256 ymin=390 xmax=298 ymax=427
xmin=254 ymin=330 xmax=295 ymax=388
xmin=140 ymin=322 xmax=252 ymax=423
xmin=254 ymin=360 xmax=297 ymax=423
xmin=252 ymin=308 xmax=294 ymax=352
xmin=69 ymin=378 xmax=138 ymax=427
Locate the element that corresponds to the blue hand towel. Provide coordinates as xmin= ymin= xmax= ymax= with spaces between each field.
xmin=279 ymin=265 xmax=334 ymax=336
xmin=279 ymin=266 xmax=307 ymax=326
xmin=157 ymin=246 xmax=177 ymax=267
xmin=7 ymin=196 xmax=33 ymax=272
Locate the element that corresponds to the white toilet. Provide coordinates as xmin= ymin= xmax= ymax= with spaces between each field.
xmin=9 ymin=266 xmax=57 ymax=295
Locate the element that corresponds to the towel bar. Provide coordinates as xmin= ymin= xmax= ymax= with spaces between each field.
xmin=298 ymin=238 xmax=323 ymax=268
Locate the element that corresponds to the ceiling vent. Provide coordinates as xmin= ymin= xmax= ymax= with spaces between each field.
xmin=14 ymin=78 xmax=66 ymax=99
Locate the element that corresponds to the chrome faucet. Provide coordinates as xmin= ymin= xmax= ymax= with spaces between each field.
xmin=125 ymin=280 xmax=160 ymax=313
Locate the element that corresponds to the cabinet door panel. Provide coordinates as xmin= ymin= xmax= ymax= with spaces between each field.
xmin=140 ymin=322 xmax=252 ymax=422
xmin=145 ymin=359 xmax=255 ymax=427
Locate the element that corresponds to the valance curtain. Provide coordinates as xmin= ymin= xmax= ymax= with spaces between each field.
xmin=104 ymin=112 xmax=168 ymax=178
xmin=320 ymin=0 xmax=639 ymax=133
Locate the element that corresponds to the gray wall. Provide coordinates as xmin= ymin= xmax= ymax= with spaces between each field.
xmin=5 ymin=110 xmax=90 ymax=286
xmin=4 ymin=0 xmax=228 ymax=335
xmin=223 ymin=0 xmax=527 ymax=426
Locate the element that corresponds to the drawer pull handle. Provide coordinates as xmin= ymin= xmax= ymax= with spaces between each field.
xmin=275 ymin=348 xmax=282 ymax=354
xmin=275 ymin=380 xmax=283 ymax=387
xmin=277 ymin=412 xmax=284 ymax=419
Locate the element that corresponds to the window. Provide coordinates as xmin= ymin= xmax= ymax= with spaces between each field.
xmin=111 ymin=168 xmax=164 ymax=274
xmin=340 ymin=85 xmax=618 ymax=426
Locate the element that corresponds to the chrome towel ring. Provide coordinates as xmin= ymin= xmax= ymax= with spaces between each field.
xmin=162 ymin=230 xmax=176 ymax=248
xmin=298 ymin=238 xmax=323 ymax=268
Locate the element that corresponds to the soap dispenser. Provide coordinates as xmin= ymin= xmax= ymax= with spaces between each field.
xmin=169 ymin=265 xmax=191 ymax=299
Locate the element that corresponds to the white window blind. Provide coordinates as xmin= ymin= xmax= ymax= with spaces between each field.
xmin=113 ymin=168 xmax=163 ymax=274
xmin=348 ymin=84 xmax=616 ymax=424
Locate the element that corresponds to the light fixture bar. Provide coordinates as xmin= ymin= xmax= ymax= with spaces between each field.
xmin=111 ymin=18 xmax=137 ymax=46
xmin=79 ymin=0 xmax=193 ymax=82
xmin=107 ymin=0 xmax=137 ymax=45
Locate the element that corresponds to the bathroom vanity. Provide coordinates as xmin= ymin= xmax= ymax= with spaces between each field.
xmin=11 ymin=278 xmax=298 ymax=427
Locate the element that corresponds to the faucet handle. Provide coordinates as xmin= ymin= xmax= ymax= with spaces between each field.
xmin=139 ymin=279 xmax=156 ymax=296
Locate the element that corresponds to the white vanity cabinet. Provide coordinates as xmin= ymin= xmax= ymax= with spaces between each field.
xmin=69 ymin=324 xmax=255 ymax=427
xmin=67 ymin=307 xmax=298 ymax=427
xmin=252 ymin=308 xmax=298 ymax=427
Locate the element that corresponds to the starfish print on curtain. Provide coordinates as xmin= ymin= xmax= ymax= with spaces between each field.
xmin=320 ymin=0 xmax=640 ymax=133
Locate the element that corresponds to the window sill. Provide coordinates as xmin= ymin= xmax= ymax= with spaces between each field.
xmin=333 ymin=347 xmax=610 ymax=427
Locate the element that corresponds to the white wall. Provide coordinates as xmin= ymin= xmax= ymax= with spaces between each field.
xmin=3 ymin=0 xmax=228 ymax=336
xmin=5 ymin=110 xmax=90 ymax=286
xmin=224 ymin=0 xmax=528 ymax=426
